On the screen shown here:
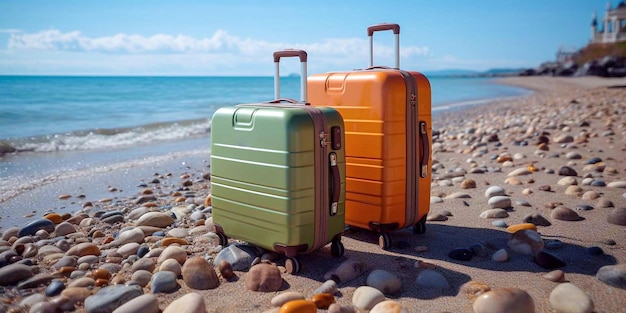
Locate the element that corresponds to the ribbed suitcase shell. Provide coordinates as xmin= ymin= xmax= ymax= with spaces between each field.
xmin=306 ymin=24 xmax=432 ymax=248
xmin=210 ymin=50 xmax=347 ymax=272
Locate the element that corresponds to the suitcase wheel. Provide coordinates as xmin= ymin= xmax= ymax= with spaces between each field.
xmin=413 ymin=215 xmax=427 ymax=235
xmin=285 ymin=257 xmax=301 ymax=274
xmin=331 ymin=240 xmax=345 ymax=258
xmin=217 ymin=232 xmax=228 ymax=247
xmin=378 ymin=233 xmax=392 ymax=250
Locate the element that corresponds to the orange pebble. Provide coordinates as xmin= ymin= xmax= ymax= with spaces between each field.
xmin=58 ymin=194 xmax=71 ymax=200
xmin=204 ymin=194 xmax=212 ymax=206
xmin=102 ymin=236 xmax=115 ymax=244
xmin=143 ymin=202 xmax=157 ymax=208
xmin=43 ymin=213 xmax=63 ymax=224
xmin=172 ymin=191 xmax=182 ymax=197
xmin=506 ymin=223 xmax=537 ymax=233
xmin=496 ymin=155 xmax=513 ymax=163
xmin=162 ymin=237 xmax=188 ymax=246
xmin=95 ymin=278 xmax=109 ymax=287
xmin=174 ymin=197 xmax=186 ymax=203
xmin=141 ymin=189 xmax=153 ymax=195
xmin=311 ymin=293 xmax=335 ymax=310
xmin=91 ymin=230 xmax=105 ymax=238
xmin=92 ymin=268 xmax=112 ymax=280
xmin=279 ymin=300 xmax=317 ymax=313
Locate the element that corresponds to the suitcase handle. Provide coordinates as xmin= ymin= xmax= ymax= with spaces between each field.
xmin=273 ymin=49 xmax=308 ymax=102
xmin=329 ymin=152 xmax=340 ymax=216
xmin=419 ymin=121 xmax=429 ymax=178
xmin=367 ymin=23 xmax=400 ymax=69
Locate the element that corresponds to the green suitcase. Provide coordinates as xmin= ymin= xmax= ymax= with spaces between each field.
xmin=210 ymin=50 xmax=346 ymax=274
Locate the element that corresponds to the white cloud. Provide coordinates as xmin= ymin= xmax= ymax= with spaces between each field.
xmin=1 ymin=29 xmax=436 ymax=75
xmin=6 ymin=29 xmax=431 ymax=58
xmin=0 ymin=29 xmax=22 ymax=34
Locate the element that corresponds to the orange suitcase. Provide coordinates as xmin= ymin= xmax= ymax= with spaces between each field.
xmin=307 ymin=23 xmax=432 ymax=249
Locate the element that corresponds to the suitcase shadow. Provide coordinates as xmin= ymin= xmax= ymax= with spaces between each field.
xmin=290 ymin=222 xmax=619 ymax=300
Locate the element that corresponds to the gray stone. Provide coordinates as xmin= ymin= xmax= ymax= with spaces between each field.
xmin=112 ymin=294 xmax=160 ymax=313
xmin=150 ymin=271 xmax=178 ymax=293
xmin=480 ymin=209 xmax=509 ymax=219
xmin=163 ymin=293 xmax=207 ymax=313
xmin=596 ymin=264 xmax=626 ymax=289
xmin=214 ymin=244 xmax=259 ymax=271
xmin=352 ymin=286 xmax=385 ymax=310
xmin=84 ymin=285 xmax=143 ymax=313
xmin=415 ymin=269 xmax=450 ymax=289
xmin=485 ymin=186 xmax=506 ymax=198
xmin=366 ymin=269 xmax=402 ymax=295
xmin=18 ymin=218 xmax=55 ymax=237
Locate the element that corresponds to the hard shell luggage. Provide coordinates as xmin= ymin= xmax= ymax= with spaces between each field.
xmin=210 ymin=50 xmax=347 ymax=273
xmin=307 ymin=23 xmax=432 ymax=249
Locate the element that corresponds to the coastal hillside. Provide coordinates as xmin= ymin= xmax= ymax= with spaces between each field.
xmin=521 ymin=42 xmax=626 ymax=77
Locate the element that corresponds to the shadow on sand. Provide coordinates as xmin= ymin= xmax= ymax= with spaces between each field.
xmin=272 ymin=222 xmax=619 ymax=300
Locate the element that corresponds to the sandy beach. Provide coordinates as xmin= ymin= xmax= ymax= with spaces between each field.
xmin=0 ymin=76 xmax=625 ymax=313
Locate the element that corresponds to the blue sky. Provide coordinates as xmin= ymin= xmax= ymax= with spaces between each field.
xmin=0 ymin=0 xmax=618 ymax=76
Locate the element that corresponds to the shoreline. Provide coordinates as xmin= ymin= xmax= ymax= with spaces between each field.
xmin=0 ymin=76 xmax=625 ymax=312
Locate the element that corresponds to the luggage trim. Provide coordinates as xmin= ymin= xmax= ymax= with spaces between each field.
xmin=398 ymin=70 xmax=418 ymax=229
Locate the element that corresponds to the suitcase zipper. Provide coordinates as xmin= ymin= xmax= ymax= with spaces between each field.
xmin=305 ymin=106 xmax=330 ymax=252
xmin=398 ymin=71 xmax=418 ymax=229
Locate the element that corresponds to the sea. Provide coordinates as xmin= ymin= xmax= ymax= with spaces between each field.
xmin=0 ymin=75 xmax=529 ymax=228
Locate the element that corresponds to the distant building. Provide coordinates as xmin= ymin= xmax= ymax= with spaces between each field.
xmin=591 ymin=1 xmax=626 ymax=43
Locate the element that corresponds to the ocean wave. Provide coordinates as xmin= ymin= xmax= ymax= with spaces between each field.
xmin=0 ymin=118 xmax=211 ymax=155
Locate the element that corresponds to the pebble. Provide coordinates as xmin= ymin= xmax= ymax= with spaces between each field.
xmin=84 ymin=285 xmax=143 ymax=313
xmin=558 ymin=166 xmax=578 ymax=176
xmin=507 ymin=168 xmax=532 ymax=177
xmin=430 ymin=196 xmax=443 ymax=204
xmin=159 ymin=259 xmax=182 ymax=276
xmin=606 ymin=207 xmax=626 ymax=226
xmin=448 ymin=248 xmax=473 ymax=261
xmin=131 ymin=270 xmax=152 ymax=287
xmin=327 ymin=304 xmax=357 ymax=313
xmin=573 ymin=204 xmax=594 ymax=211
xmin=157 ymin=245 xmax=187 ymax=265
xmin=596 ymin=198 xmax=614 ymax=208
xmin=443 ymin=192 xmax=471 ymax=199
xmin=534 ymin=250 xmax=566 ymax=269
xmin=507 ymin=230 xmax=544 ymax=255
xmin=0 ymin=263 xmax=34 ymax=286
xmin=214 ymin=244 xmax=259 ymax=271
xmin=426 ymin=213 xmax=448 ymax=221
xmin=312 ymin=280 xmax=338 ymax=295
xmin=551 ymin=207 xmax=581 ymax=221
xmin=182 ymin=256 xmax=220 ymax=290
xmin=323 ymin=259 xmax=367 ymax=284
xmin=279 ymin=300 xmax=317 ymax=313
xmin=564 ymin=185 xmax=583 ymax=197
xmin=112 ymin=294 xmax=160 ymax=313
xmin=472 ymin=288 xmax=536 ymax=313
xmin=607 ymin=181 xmax=626 ymax=188
xmin=45 ymin=279 xmax=66 ymax=297
xmin=18 ymin=218 xmax=56 ymax=237
xmin=557 ymin=176 xmax=577 ymax=186
xmin=459 ymin=281 xmax=491 ymax=300
xmin=487 ymin=196 xmax=512 ymax=209
xmin=596 ymin=264 xmax=626 ymax=289
xmin=352 ymin=286 xmax=385 ymax=310
xmin=369 ymin=300 xmax=407 ymax=313
xmin=479 ymin=209 xmax=509 ymax=219
xmin=150 ymin=271 xmax=178 ymax=293
xmin=271 ymin=292 xmax=305 ymax=307
xmin=416 ymin=269 xmax=450 ymax=289
xmin=492 ymin=249 xmax=508 ymax=262
xmin=549 ymin=283 xmax=594 ymax=313
xmin=311 ymin=293 xmax=335 ymax=310
xmin=366 ymin=269 xmax=402 ymax=294
xmin=135 ymin=212 xmax=174 ymax=228
xmin=245 ymin=262 xmax=283 ymax=292
xmin=485 ymin=186 xmax=506 ymax=198
xmin=522 ymin=214 xmax=551 ymax=226
xmin=590 ymin=180 xmax=606 ymax=187
xmin=542 ymin=270 xmax=565 ymax=283
xmin=162 ymin=293 xmax=207 ymax=313
xmin=492 ymin=220 xmax=508 ymax=228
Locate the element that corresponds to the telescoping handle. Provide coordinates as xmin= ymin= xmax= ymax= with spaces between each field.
xmin=273 ymin=49 xmax=308 ymax=102
xmin=367 ymin=23 xmax=400 ymax=69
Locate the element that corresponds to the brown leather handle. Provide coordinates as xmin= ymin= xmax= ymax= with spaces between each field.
xmin=419 ymin=121 xmax=429 ymax=178
xmin=273 ymin=49 xmax=307 ymax=62
xmin=367 ymin=23 xmax=400 ymax=36
xmin=329 ymin=152 xmax=340 ymax=216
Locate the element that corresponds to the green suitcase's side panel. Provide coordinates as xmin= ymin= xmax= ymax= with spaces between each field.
xmin=210 ymin=105 xmax=346 ymax=253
